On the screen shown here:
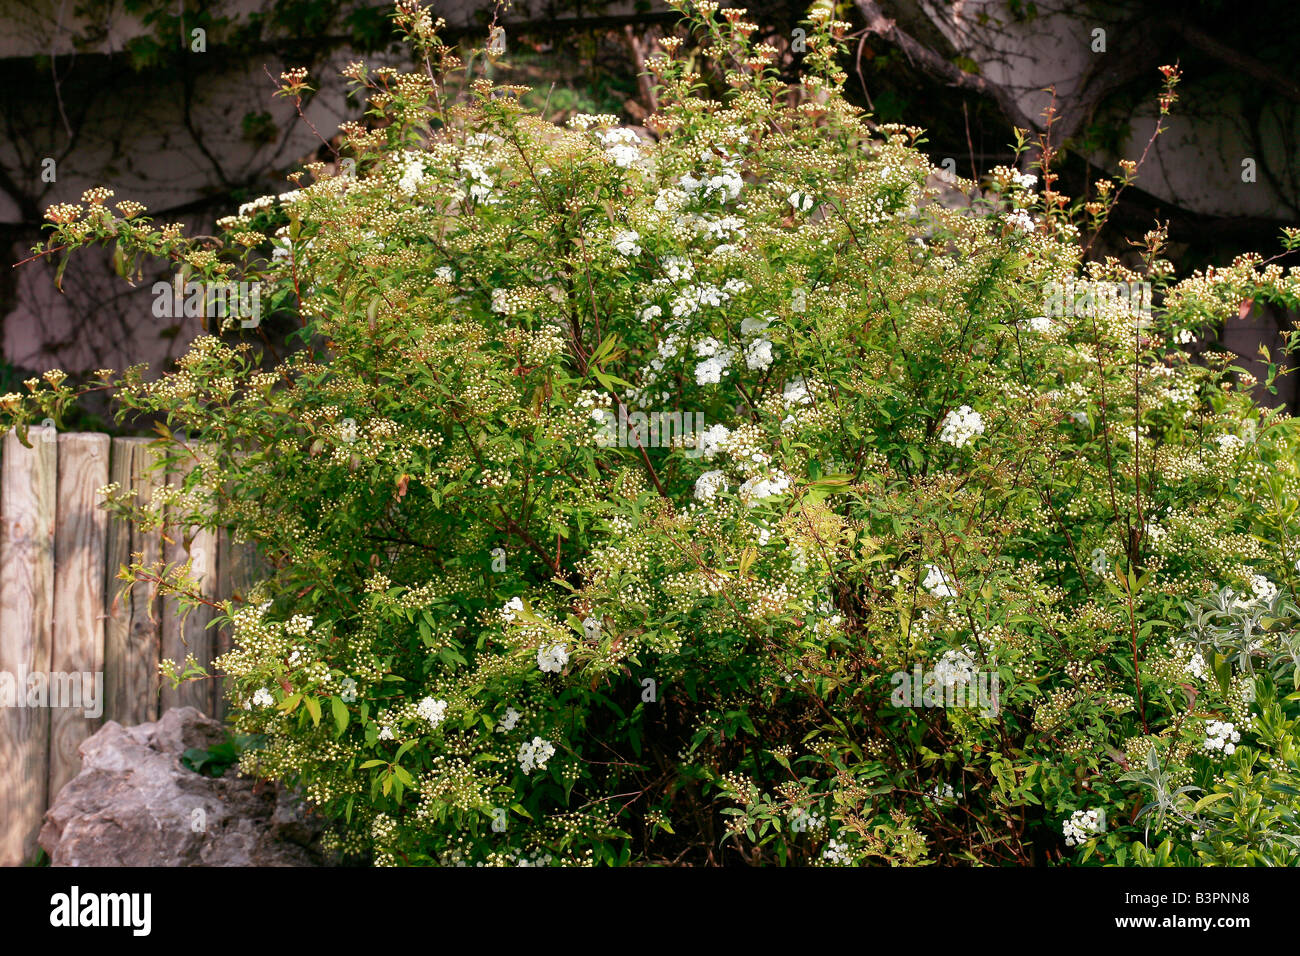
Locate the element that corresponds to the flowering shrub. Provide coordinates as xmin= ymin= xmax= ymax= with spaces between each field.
xmin=10 ymin=0 xmax=1300 ymax=866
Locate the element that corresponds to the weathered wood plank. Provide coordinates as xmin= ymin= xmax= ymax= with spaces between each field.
xmin=160 ymin=458 xmax=218 ymax=714
xmin=0 ymin=426 xmax=58 ymax=866
xmin=102 ymin=438 xmax=164 ymax=726
xmin=48 ymin=432 xmax=111 ymax=802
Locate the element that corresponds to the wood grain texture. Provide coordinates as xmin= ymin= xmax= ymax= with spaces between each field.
xmin=160 ymin=458 xmax=218 ymax=714
xmin=0 ymin=427 xmax=57 ymax=866
xmin=48 ymin=432 xmax=110 ymax=801
xmin=0 ymin=432 xmax=273 ymax=845
xmin=102 ymin=438 xmax=164 ymax=726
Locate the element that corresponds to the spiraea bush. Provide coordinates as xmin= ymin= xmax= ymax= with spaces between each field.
xmin=10 ymin=0 xmax=1300 ymax=865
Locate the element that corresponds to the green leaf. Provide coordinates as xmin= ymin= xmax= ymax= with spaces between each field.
xmin=331 ymin=695 xmax=350 ymax=735
xmin=1213 ymin=653 xmax=1233 ymax=696
xmin=1193 ymin=792 xmax=1232 ymax=811
xmin=54 ymin=249 xmax=72 ymax=292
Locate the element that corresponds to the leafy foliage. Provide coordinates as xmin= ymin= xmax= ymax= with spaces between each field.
xmin=9 ymin=0 xmax=1300 ymax=866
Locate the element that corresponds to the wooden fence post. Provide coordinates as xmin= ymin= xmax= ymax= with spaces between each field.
xmin=0 ymin=430 xmax=269 ymax=850
xmin=48 ymin=432 xmax=110 ymax=802
xmin=161 ymin=458 xmax=218 ymax=714
xmin=0 ymin=427 xmax=58 ymax=866
xmin=102 ymin=438 xmax=164 ymax=726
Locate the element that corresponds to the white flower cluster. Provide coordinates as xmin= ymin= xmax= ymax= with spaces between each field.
xmin=694 ymin=339 xmax=735 ymax=385
xmin=788 ymin=190 xmax=814 ymax=212
xmin=681 ymin=168 xmax=743 ymax=203
xmin=395 ymin=150 xmax=426 ymax=195
xmin=1063 ymin=809 xmax=1103 ymax=847
xmin=744 ymin=338 xmax=774 ymax=370
xmin=654 ymin=187 xmax=686 ymax=213
xmin=500 ymin=596 xmax=525 ymax=622
xmin=576 ymin=389 xmax=615 ymax=445
xmin=1005 ymin=209 xmax=1036 ymax=233
xmin=783 ymin=377 xmax=813 ymax=407
xmin=568 ymin=112 xmax=619 ymax=130
xmin=1249 ymin=574 xmax=1278 ymax=604
xmin=921 ymin=564 xmax=957 ymax=599
xmin=512 ymin=849 xmax=555 ymax=867
xmin=938 ymin=405 xmax=985 ymax=448
xmin=680 ymin=146 xmax=745 ymax=204
xmin=456 ymin=157 xmax=496 ymax=204
xmin=237 ymin=194 xmax=278 ymax=217
xmin=1203 ymin=720 xmax=1241 ymax=755
xmin=623 ymin=273 xmax=761 ymax=406
xmin=691 ymin=213 xmax=746 ymax=244
xmin=672 ymin=277 xmax=748 ymax=320
xmin=518 ymin=736 xmax=556 ymax=775
xmin=537 ymin=643 xmax=569 ymax=674
xmin=791 ymin=808 xmax=827 ymax=830
xmin=738 ymin=471 xmax=792 ymax=506
xmin=490 ymin=287 xmax=529 ymax=316
xmin=496 ymin=707 xmax=521 ymax=733
xmin=600 ymin=128 xmax=643 ymax=167
xmin=934 ymin=648 xmax=975 ymax=687
xmin=928 ymin=783 xmax=959 ymax=803
xmin=612 ymin=230 xmax=642 ymax=257
xmin=694 ymin=469 xmax=728 ymax=501
xmin=822 ymin=838 xmax=852 ymax=865
xmin=1215 ymin=433 xmax=1245 ymax=455
xmin=694 ymin=336 xmax=724 ymax=358
xmin=417 ymin=696 xmax=448 ymax=728
xmin=1147 ymin=518 xmax=1171 ymax=548
xmin=697 ymin=423 xmax=731 ymax=459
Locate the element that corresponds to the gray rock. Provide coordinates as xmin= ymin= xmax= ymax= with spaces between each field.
xmin=38 ymin=707 xmax=334 ymax=867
